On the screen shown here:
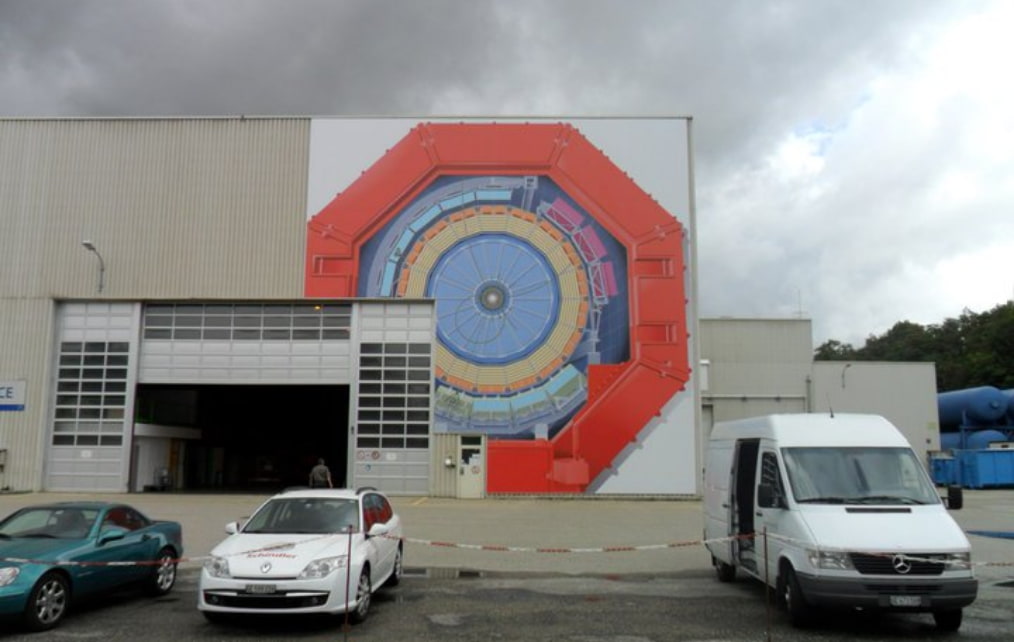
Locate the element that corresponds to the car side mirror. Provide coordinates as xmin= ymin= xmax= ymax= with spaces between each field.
xmin=367 ymin=522 xmax=390 ymax=538
xmin=98 ymin=526 xmax=128 ymax=545
xmin=945 ymin=485 xmax=963 ymax=510
xmin=757 ymin=483 xmax=785 ymax=509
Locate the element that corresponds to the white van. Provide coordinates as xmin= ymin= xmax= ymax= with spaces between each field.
xmin=703 ymin=413 xmax=977 ymax=631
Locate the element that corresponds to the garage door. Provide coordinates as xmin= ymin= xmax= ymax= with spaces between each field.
xmin=137 ymin=302 xmax=354 ymax=384
xmin=46 ymin=302 xmax=138 ymax=491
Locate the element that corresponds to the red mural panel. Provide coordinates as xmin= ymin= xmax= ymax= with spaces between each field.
xmin=306 ymin=122 xmax=689 ymax=493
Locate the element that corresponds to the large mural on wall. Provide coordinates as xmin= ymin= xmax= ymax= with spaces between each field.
xmin=357 ymin=174 xmax=629 ymax=439
xmin=306 ymin=121 xmax=691 ymax=493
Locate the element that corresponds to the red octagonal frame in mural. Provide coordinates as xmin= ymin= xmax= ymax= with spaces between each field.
xmin=306 ymin=122 xmax=690 ymax=493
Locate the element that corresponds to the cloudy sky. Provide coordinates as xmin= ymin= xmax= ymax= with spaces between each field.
xmin=2 ymin=0 xmax=1011 ymax=347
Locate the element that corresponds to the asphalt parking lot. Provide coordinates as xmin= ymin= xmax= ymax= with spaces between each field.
xmin=1 ymin=489 xmax=1013 ymax=640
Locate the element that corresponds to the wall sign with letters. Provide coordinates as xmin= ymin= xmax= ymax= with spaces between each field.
xmin=0 ymin=380 xmax=26 ymax=411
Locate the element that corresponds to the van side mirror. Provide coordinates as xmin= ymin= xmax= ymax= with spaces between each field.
xmin=757 ymin=483 xmax=785 ymax=509
xmin=945 ymin=485 xmax=963 ymax=510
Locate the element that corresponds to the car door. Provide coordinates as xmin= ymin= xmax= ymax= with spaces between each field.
xmin=362 ymin=493 xmax=396 ymax=582
xmin=374 ymin=494 xmax=398 ymax=577
xmin=90 ymin=507 xmax=159 ymax=587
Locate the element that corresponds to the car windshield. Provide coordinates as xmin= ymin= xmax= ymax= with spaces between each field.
xmin=782 ymin=447 xmax=940 ymax=505
xmin=0 ymin=507 xmax=100 ymax=539
xmin=241 ymin=497 xmax=360 ymax=534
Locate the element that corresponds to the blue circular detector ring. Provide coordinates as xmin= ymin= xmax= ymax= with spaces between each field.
xmin=428 ymin=233 xmax=560 ymax=365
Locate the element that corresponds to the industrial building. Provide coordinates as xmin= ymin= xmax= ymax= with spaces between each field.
xmin=0 ymin=117 xmax=938 ymax=497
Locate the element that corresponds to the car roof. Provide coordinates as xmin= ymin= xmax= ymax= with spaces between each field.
xmin=21 ymin=501 xmax=122 ymax=510
xmin=271 ymin=487 xmax=377 ymax=500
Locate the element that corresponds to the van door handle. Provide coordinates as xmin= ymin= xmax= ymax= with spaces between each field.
xmin=721 ymin=503 xmax=729 ymax=508
xmin=755 ymin=512 xmax=763 ymax=517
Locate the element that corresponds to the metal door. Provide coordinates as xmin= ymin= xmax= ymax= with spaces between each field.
xmin=457 ymin=435 xmax=484 ymax=499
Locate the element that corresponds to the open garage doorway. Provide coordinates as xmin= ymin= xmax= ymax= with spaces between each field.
xmin=132 ymin=384 xmax=349 ymax=492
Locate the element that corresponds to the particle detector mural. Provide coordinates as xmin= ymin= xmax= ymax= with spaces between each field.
xmin=357 ymin=174 xmax=629 ymax=438
xmin=306 ymin=121 xmax=690 ymax=492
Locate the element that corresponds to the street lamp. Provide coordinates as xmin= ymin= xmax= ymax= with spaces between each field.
xmin=81 ymin=240 xmax=106 ymax=293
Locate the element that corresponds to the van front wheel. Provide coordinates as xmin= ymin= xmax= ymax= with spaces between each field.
xmin=778 ymin=565 xmax=812 ymax=628
xmin=713 ymin=557 xmax=735 ymax=582
xmin=933 ymin=609 xmax=962 ymax=631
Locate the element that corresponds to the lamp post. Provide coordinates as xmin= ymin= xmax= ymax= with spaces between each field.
xmin=81 ymin=240 xmax=106 ymax=293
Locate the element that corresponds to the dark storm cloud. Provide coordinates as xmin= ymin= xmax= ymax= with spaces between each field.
xmin=2 ymin=0 xmax=1009 ymax=345
xmin=0 ymin=0 xmax=512 ymax=115
xmin=0 ymin=0 xmax=961 ymax=170
xmin=1 ymin=1 xmax=951 ymax=123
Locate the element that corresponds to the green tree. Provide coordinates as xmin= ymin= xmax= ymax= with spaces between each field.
xmin=813 ymin=339 xmax=856 ymax=360
xmin=961 ymin=302 xmax=1014 ymax=389
xmin=814 ymin=301 xmax=1014 ymax=392
xmin=861 ymin=321 xmax=934 ymax=361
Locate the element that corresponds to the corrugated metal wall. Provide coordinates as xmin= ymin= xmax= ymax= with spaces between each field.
xmin=699 ymin=318 xmax=813 ymax=426
xmin=0 ymin=118 xmax=309 ymax=298
xmin=0 ymin=118 xmax=311 ymax=491
xmin=0 ymin=299 xmax=55 ymax=490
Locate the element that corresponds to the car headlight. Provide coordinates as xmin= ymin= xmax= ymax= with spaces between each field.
xmin=298 ymin=556 xmax=347 ymax=579
xmin=0 ymin=567 xmax=20 ymax=587
xmin=944 ymin=552 xmax=971 ymax=570
xmin=807 ymin=549 xmax=854 ymax=571
xmin=204 ymin=556 xmax=231 ymax=578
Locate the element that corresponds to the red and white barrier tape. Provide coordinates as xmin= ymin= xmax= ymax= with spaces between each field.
xmin=3 ymin=531 xmax=1013 ymax=567
xmin=399 ymin=532 xmax=751 ymax=554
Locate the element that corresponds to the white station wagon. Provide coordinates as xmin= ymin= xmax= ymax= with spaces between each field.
xmin=198 ymin=487 xmax=403 ymax=624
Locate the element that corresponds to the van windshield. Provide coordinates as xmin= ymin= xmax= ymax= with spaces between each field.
xmin=782 ymin=447 xmax=940 ymax=505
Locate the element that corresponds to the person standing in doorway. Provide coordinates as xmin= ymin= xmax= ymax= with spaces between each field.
xmin=309 ymin=458 xmax=333 ymax=488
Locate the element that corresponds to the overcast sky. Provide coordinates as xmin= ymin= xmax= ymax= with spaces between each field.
xmin=2 ymin=0 xmax=1011 ymax=347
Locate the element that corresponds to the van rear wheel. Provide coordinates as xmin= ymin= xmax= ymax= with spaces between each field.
xmin=713 ymin=557 xmax=735 ymax=582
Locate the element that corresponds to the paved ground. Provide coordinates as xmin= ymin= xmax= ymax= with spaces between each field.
xmin=2 ymin=489 xmax=1013 ymax=641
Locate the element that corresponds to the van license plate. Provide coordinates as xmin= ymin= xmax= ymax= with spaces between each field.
xmin=889 ymin=595 xmax=922 ymax=607
xmin=246 ymin=584 xmax=276 ymax=594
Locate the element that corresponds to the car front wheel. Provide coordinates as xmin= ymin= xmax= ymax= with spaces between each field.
xmin=348 ymin=569 xmax=372 ymax=624
xmin=24 ymin=572 xmax=70 ymax=631
xmin=148 ymin=547 xmax=178 ymax=596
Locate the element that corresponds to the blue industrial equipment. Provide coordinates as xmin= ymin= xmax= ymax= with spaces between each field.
xmin=938 ymin=386 xmax=1008 ymax=427
xmin=955 ymin=449 xmax=1014 ymax=489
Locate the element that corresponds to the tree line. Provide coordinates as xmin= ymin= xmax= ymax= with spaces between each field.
xmin=814 ymin=301 xmax=1014 ymax=392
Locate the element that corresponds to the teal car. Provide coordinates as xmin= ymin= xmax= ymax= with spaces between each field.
xmin=0 ymin=502 xmax=183 ymax=631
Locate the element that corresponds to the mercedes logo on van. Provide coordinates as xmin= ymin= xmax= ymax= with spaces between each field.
xmin=260 ymin=562 xmax=272 ymax=574
xmin=892 ymin=554 xmax=912 ymax=574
